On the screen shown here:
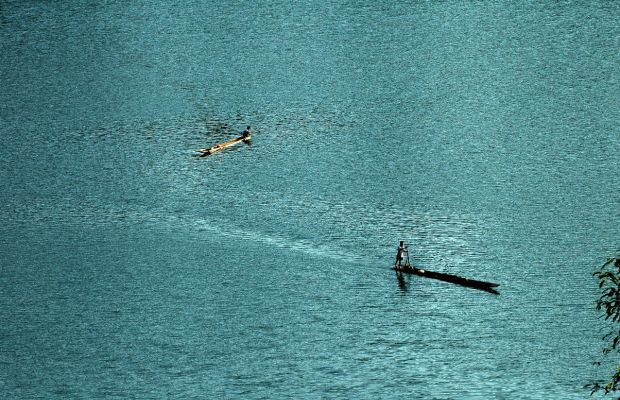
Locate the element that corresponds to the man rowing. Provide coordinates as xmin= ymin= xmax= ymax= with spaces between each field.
xmin=395 ymin=240 xmax=409 ymax=269
xmin=242 ymin=126 xmax=251 ymax=138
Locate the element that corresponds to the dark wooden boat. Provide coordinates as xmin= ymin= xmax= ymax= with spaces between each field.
xmin=394 ymin=265 xmax=500 ymax=294
xmin=195 ymin=134 xmax=251 ymax=156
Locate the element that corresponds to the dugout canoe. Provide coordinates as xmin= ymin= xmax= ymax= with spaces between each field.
xmin=195 ymin=134 xmax=251 ymax=156
xmin=393 ymin=265 xmax=500 ymax=294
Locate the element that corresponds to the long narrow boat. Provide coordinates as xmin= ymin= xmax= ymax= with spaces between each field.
xmin=394 ymin=265 xmax=500 ymax=294
xmin=195 ymin=134 xmax=251 ymax=157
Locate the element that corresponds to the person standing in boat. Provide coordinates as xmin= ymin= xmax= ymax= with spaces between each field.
xmin=395 ymin=241 xmax=408 ymax=269
xmin=242 ymin=126 xmax=251 ymax=138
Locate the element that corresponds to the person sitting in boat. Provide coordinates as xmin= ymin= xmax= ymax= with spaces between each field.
xmin=395 ymin=241 xmax=408 ymax=269
xmin=242 ymin=126 xmax=251 ymax=138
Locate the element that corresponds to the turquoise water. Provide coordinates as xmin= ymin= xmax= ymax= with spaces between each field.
xmin=1 ymin=1 xmax=619 ymax=398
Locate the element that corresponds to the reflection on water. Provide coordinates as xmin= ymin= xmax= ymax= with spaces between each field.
xmin=396 ymin=271 xmax=411 ymax=293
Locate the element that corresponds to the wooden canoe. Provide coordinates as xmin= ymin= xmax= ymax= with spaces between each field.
xmin=195 ymin=134 xmax=251 ymax=156
xmin=393 ymin=265 xmax=500 ymax=294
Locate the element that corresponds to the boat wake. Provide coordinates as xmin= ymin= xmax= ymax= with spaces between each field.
xmin=192 ymin=218 xmax=357 ymax=264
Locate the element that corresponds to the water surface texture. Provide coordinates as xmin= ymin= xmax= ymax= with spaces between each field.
xmin=1 ymin=1 xmax=619 ymax=399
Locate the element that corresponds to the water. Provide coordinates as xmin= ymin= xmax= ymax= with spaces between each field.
xmin=1 ymin=1 xmax=619 ymax=398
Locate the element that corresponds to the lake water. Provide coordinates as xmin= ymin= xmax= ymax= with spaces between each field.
xmin=1 ymin=1 xmax=619 ymax=398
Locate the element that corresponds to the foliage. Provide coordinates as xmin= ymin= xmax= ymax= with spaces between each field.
xmin=591 ymin=255 xmax=620 ymax=398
